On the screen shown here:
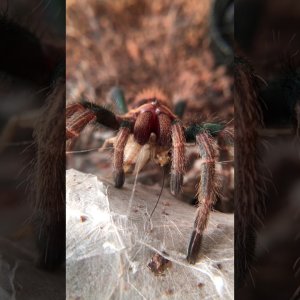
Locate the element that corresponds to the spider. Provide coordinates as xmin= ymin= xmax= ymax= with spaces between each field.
xmin=66 ymin=87 xmax=232 ymax=264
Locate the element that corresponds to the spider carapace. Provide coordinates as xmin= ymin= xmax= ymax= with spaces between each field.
xmin=66 ymin=87 xmax=231 ymax=264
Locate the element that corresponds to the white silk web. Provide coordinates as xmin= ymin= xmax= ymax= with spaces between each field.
xmin=66 ymin=169 xmax=234 ymax=299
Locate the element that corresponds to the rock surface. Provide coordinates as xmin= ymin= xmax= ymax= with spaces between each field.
xmin=66 ymin=169 xmax=234 ymax=299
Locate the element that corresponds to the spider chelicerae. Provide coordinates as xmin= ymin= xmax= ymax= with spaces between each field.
xmin=66 ymin=87 xmax=232 ymax=264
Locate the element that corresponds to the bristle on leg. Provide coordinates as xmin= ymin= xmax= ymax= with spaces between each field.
xmin=187 ymin=132 xmax=217 ymax=263
xmin=66 ymin=100 xmax=121 ymax=141
xmin=170 ymin=121 xmax=185 ymax=195
xmin=157 ymin=113 xmax=172 ymax=146
xmin=134 ymin=111 xmax=152 ymax=145
xmin=66 ymin=103 xmax=85 ymax=118
xmin=113 ymin=123 xmax=131 ymax=188
xmin=66 ymin=110 xmax=96 ymax=140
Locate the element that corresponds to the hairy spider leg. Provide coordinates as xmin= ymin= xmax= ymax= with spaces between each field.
xmin=66 ymin=102 xmax=85 ymax=118
xmin=66 ymin=109 xmax=96 ymax=140
xmin=217 ymin=128 xmax=234 ymax=207
xmin=113 ymin=121 xmax=132 ymax=188
xmin=157 ymin=113 xmax=172 ymax=145
xmin=34 ymin=77 xmax=66 ymax=269
xmin=134 ymin=111 xmax=153 ymax=145
xmin=132 ymin=99 xmax=175 ymax=146
xmin=187 ymin=131 xmax=217 ymax=264
xmin=234 ymin=57 xmax=265 ymax=287
xmin=170 ymin=120 xmax=186 ymax=195
xmin=184 ymin=122 xmax=225 ymax=263
xmin=66 ymin=99 xmax=121 ymax=140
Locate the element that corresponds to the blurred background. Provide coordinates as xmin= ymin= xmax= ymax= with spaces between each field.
xmin=66 ymin=0 xmax=233 ymax=119
xmin=235 ymin=0 xmax=300 ymax=299
xmin=0 ymin=0 xmax=65 ymax=299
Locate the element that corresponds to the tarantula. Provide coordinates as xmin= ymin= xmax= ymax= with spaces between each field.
xmin=66 ymin=87 xmax=231 ymax=263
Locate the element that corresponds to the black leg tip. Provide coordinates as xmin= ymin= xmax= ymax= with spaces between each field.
xmin=187 ymin=229 xmax=203 ymax=264
xmin=186 ymin=254 xmax=197 ymax=265
xmin=170 ymin=173 xmax=183 ymax=196
xmin=114 ymin=169 xmax=125 ymax=188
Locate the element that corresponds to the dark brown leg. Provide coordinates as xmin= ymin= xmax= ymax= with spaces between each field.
xmin=133 ymin=112 xmax=152 ymax=145
xmin=216 ymin=128 xmax=234 ymax=211
xmin=170 ymin=120 xmax=186 ymax=195
xmin=234 ymin=57 xmax=264 ymax=287
xmin=34 ymin=77 xmax=66 ymax=269
xmin=66 ymin=102 xmax=85 ymax=118
xmin=66 ymin=100 xmax=121 ymax=141
xmin=66 ymin=109 xmax=96 ymax=140
xmin=157 ymin=113 xmax=172 ymax=146
xmin=187 ymin=132 xmax=217 ymax=264
xmin=113 ymin=123 xmax=131 ymax=188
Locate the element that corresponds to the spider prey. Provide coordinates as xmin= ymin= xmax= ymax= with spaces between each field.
xmin=66 ymin=87 xmax=231 ymax=264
